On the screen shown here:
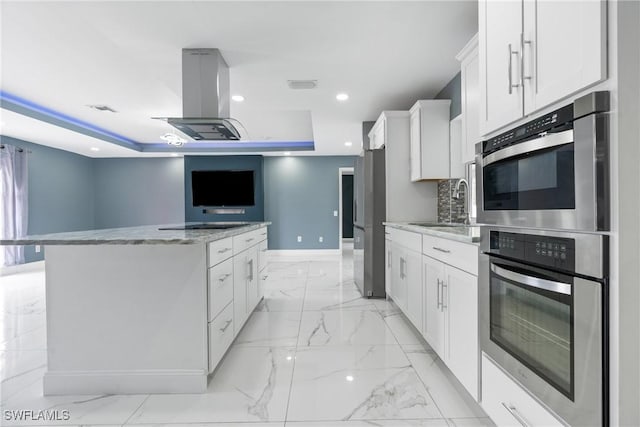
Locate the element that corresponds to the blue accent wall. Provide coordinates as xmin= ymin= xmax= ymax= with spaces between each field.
xmin=184 ymin=155 xmax=264 ymax=222
xmin=0 ymin=136 xmax=96 ymax=263
xmin=264 ymin=156 xmax=356 ymax=249
xmin=436 ymin=71 xmax=462 ymax=119
xmin=94 ymin=158 xmax=185 ymax=229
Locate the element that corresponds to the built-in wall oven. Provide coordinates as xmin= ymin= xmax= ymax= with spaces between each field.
xmin=479 ymin=226 xmax=608 ymax=426
xmin=476 ymin=91 xmax=610 ymax=232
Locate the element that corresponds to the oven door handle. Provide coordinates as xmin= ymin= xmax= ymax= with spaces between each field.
xmin=482 ymin=129 xmax=574 ymax=167
xmin=491 ymin=263 xmax=572 ymax=295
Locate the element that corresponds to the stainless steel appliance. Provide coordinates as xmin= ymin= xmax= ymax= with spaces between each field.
xmin=479 ymin=226 xmax=608 ymax=426
xmin=476 ymin=91 xmax=610 ymax=231
xmin=353 ymin=136 xmax=386 ymax=298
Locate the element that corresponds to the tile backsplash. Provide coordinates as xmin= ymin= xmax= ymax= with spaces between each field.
xmin=438 ymin=179 xmax=467 ymax=223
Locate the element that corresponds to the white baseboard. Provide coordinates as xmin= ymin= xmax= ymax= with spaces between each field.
xmin=0 ymin=260 xmax=45 ymax=276
xmin=268 ymin=249 xmax=341 ymax=258
xmin=43 ymin=369 xmax=207 ymax=395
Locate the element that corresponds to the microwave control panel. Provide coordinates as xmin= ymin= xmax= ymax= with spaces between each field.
xmin=489 ymin=231 xmax=575 ymax=271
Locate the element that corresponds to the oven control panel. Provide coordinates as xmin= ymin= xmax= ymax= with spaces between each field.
xmin=489 ymin=231 xmax=575 ymax=271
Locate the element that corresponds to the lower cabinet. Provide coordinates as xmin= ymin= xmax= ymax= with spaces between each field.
xmin=390 ymin=242 xmax=407 ymax=311
xmin=482 ymin=354 xmax=563 ymax=427
xmin=208 ymin=303 xmax=234 ymax=372
xmin=403 ymin=248 xmax=423 ymax=333
xmin=423 ymin=254 xmax=479 ymax=401
xmin=233 ymin=244 xmax=259 ymax=333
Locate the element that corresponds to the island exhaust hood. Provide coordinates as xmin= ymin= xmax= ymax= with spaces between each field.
xmin=163 ymin=48 xmax=243 ymax=141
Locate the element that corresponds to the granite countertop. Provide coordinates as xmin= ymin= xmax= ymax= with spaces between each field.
xmin=383 ymin=222 xmax=481 ymax=244
xmin=0 ymin=222 xmax=270 ymax=245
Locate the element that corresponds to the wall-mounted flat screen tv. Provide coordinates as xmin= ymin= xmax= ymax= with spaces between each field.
xmin=191 ymin=170 xmax=255 ymax=207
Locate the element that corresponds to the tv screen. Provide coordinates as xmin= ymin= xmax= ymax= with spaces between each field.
xmin=191 ymin=170 xmax=255 ymax=207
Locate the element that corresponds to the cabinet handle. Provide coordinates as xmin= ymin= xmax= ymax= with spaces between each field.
xmin=432 ymin=246 xmax=451 ymax=254
xmin=400 ymin=257 xmax=406 ymax=279
xmin=217 ymin=247 xmax=231 ymax=254
xmin=520 ymin=33 xmax=532 ymax=84
xmin=507 ymin=43 xmax=521 ymax=94
xmin=262 ymin=275 xmax=268 ymax=281
xmin=441 ymin=280 xmax=448 ymax=311
xmin=501 ymin=403 xmax=531 ymax=427
xmin=388 ymin=250 xmax=392 ymax=268
xmin=219 ymin=319 xmax=233 ymax=333
xmin=246 ymin=238 xmax=254 ymax=243
xmin=247 ymin=259 xmax=254 ymax=281
xmin=436 ymin=279 xmax=442 ymax=310
xmin=218 ymin=273 xmax=231 ymax=283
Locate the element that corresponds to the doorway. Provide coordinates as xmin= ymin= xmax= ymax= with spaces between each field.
xmin=338 ymin=167 xmax=354 ymax=251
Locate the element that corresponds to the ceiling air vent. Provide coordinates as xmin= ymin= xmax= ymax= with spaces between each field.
xmin=287 ymin=80 xmax=318 ymax=90
xmin=87 ymin=104 xmax=117 ymax=113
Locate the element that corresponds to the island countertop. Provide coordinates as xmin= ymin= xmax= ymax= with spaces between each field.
xmin=0 ymin=222 xmax=270 ymax=245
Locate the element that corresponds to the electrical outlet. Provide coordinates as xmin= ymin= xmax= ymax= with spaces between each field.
xmin=35 ymin=245 xmax=41 ymax=253
xmin=319 ymin=236 xmax=323 ymax=243
xmin=297 ymin=236 xmax=302 ymax=243
xmin=333 ymin=210 xmax=338 ymax=217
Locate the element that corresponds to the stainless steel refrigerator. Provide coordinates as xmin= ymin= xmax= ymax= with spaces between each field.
xmin=353 ymin=145 xmax=386 ymax=298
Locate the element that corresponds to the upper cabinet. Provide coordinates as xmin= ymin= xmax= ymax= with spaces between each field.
xmin=409 ymin=100 xmax=451 ymax=181
xmin=369 ymin=114 xmax=386 ymax=149
xmin=456 ymin=34 xmax=480 ymax=165
xmin=479 ymin=0 xmax=607 ymax=136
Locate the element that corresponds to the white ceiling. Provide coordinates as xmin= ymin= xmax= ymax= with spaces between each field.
xmin=0 ymin=0 xmax=478 ymax=158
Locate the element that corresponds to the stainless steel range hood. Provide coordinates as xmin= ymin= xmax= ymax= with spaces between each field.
xmin=164 ymin=48 xmax=242 ymax=141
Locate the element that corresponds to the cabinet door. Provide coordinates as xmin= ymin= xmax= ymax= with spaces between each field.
xmin=391 ymin=244 xmax=407 ymax=311
xmin=423 ymin=255 xmax=446 ymax=359
xmin=370 ymin=118 xmax=386 ymax=149
xmin=246 ymin=246 xmax=260 ymax=312
xmin=409 ymin=108 xmax=422 ymax=181
xmin=404 ymin=248 xmax=423 ymax=332
xmin=479 ymin=0 xmax=523 ymax=135
xmin=233 ymin=253 xmax=248 ymax=331
xmin=523 ymin=0 xmax=606 ymax=115
xmin=445 ymin=265 xmax=479 ymax=400
xmin=385 ymin=238 xmax=392 ymax=296
xmin=461 ymin=49 xmax=480 ymax=163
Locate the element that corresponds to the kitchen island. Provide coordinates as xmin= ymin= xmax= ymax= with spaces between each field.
xmin=0 ymin=222 xmax=269 ymax=395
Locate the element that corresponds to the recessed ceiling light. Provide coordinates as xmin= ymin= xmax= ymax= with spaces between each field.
xmin=284 ymin=152 xmax=291 ymax=156
xmin=232 ymin=95 xmax=245 ymax=102
xmin=336 ymin=93 xmax=349 ymax=101
xmin=161 ymin=133 xmax=186 ymax=146
xmin=90 ymin=147 xmax=100 ymax=152
xmin=346 ymin=375 xmax=354 ymax=382
xmin=344 ymin=141 xmax=353 ymax=147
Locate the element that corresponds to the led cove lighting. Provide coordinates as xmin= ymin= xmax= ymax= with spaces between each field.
xmin=336 ymin=93 xmax=349 ymax=101
xmin=232 ymin=95 xmax=245 ymax=102
xmin=171 ymin=153 xmax=179 ymax=157
xmin=284 ymin=152 xmax=291 ymax=156
xmin=344 ymin=141 xmax=353 ymax=147
xmin=90 ymin=147 xmax=100 ymax=152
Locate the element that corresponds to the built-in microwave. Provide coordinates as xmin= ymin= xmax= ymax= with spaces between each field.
xmin=476 ymin=91 xmax=610 ymax=232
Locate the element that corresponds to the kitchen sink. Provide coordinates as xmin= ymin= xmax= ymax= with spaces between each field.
xmin=159 ymin=223 xmax=247 ymax=231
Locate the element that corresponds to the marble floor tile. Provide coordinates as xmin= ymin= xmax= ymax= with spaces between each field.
xmin=297 ymin=311 xmax=398 ymax=347
xmin=402 ymin=346 xmax=486 ymax=419
xmin=383 ymin=313 xmax=424 ymax=345
xmin=131 ymin=424 xmax=284 ymax=427
xmin=256 ymin=293 xmax=306 ymax=313
xmin=1 ymin=313 xmax=47 ymax=345
xmin=0 ymin=325 xmax=47 ymax=351
xmin=286 ymin=420 xmax=449 ymax=426
xmin=286 ymin=345 xmax=442 ymax=421
xmin=445 ymin=418 xmax=495 ymax=427
xmin=303 ymin=288 xmax=377 ymax=312
xmin=235 ymin=311 xmax=302 ymax=347
xmin=371 ymin=298 xmax=403 ymax=318
xmin=128 ymin=347 xmax=296 ymax=424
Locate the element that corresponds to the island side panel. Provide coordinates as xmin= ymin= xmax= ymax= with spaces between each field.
xmin=43 ymin=243 xmax=208 ymax=395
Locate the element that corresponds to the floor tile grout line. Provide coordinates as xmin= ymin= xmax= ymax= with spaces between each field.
xmin=121 ymin=394 xmax=150 ymax=426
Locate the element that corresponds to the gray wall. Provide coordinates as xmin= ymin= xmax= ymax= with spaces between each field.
xmin=0 ymin=136 xmax=96 ymax=263
xmin=264 ymin=156 xmax=355 ymax=250
xmin=94 ymin=158 xmax=185 ymax=229
xmin=436 ymin=71 xmax=462 ymax=119
xmin=184 ymin=156 xmax=264 ymax=222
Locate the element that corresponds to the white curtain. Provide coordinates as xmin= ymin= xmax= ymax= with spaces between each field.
xmin=0 ymin=144 xmax=29 ymax=266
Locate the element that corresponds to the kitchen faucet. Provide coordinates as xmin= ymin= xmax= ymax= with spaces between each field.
xmin=453 ymin=178 xmax=470 ymax=225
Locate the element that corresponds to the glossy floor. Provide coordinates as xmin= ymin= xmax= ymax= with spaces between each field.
xmin=0 ymin=249 xmax=491 ymax=427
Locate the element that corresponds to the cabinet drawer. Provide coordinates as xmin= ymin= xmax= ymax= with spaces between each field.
xmin=207 ymin=237 xmax=233 ymax=267
xmin=233 ymin=228 xmax=265 ymax=254
xmin=422 ymin=234 xmax=478 ymax=275
xmin=208 ymin=258 xmax=234 ymax=321
xmin=482 ymin=354 xmax=563 ymax=427
xmin=208 ymin=303 xmax=234 ymax=373
xmin=392 ymin=228 xmax=422 ymax=252
xmin=258 ymin=239 xmax=268 ymax=272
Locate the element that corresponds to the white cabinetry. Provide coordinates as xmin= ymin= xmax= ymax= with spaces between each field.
xmin=479 ymin=0 xmax=606 ymax=135
xmin=456 ymin=34 xmax=480 ymax=165
xmin=409 ymin=100 xmax=451 ymax=181
xmin=422 ymin=235 xmax=479 ymax=400
xmin=372 ymin=111 xmax=438 ymax=222
xmin=482 ymin=354 xmax=563 ymax=427
xmin=387 ymin=228 xmax=422 ymax=332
